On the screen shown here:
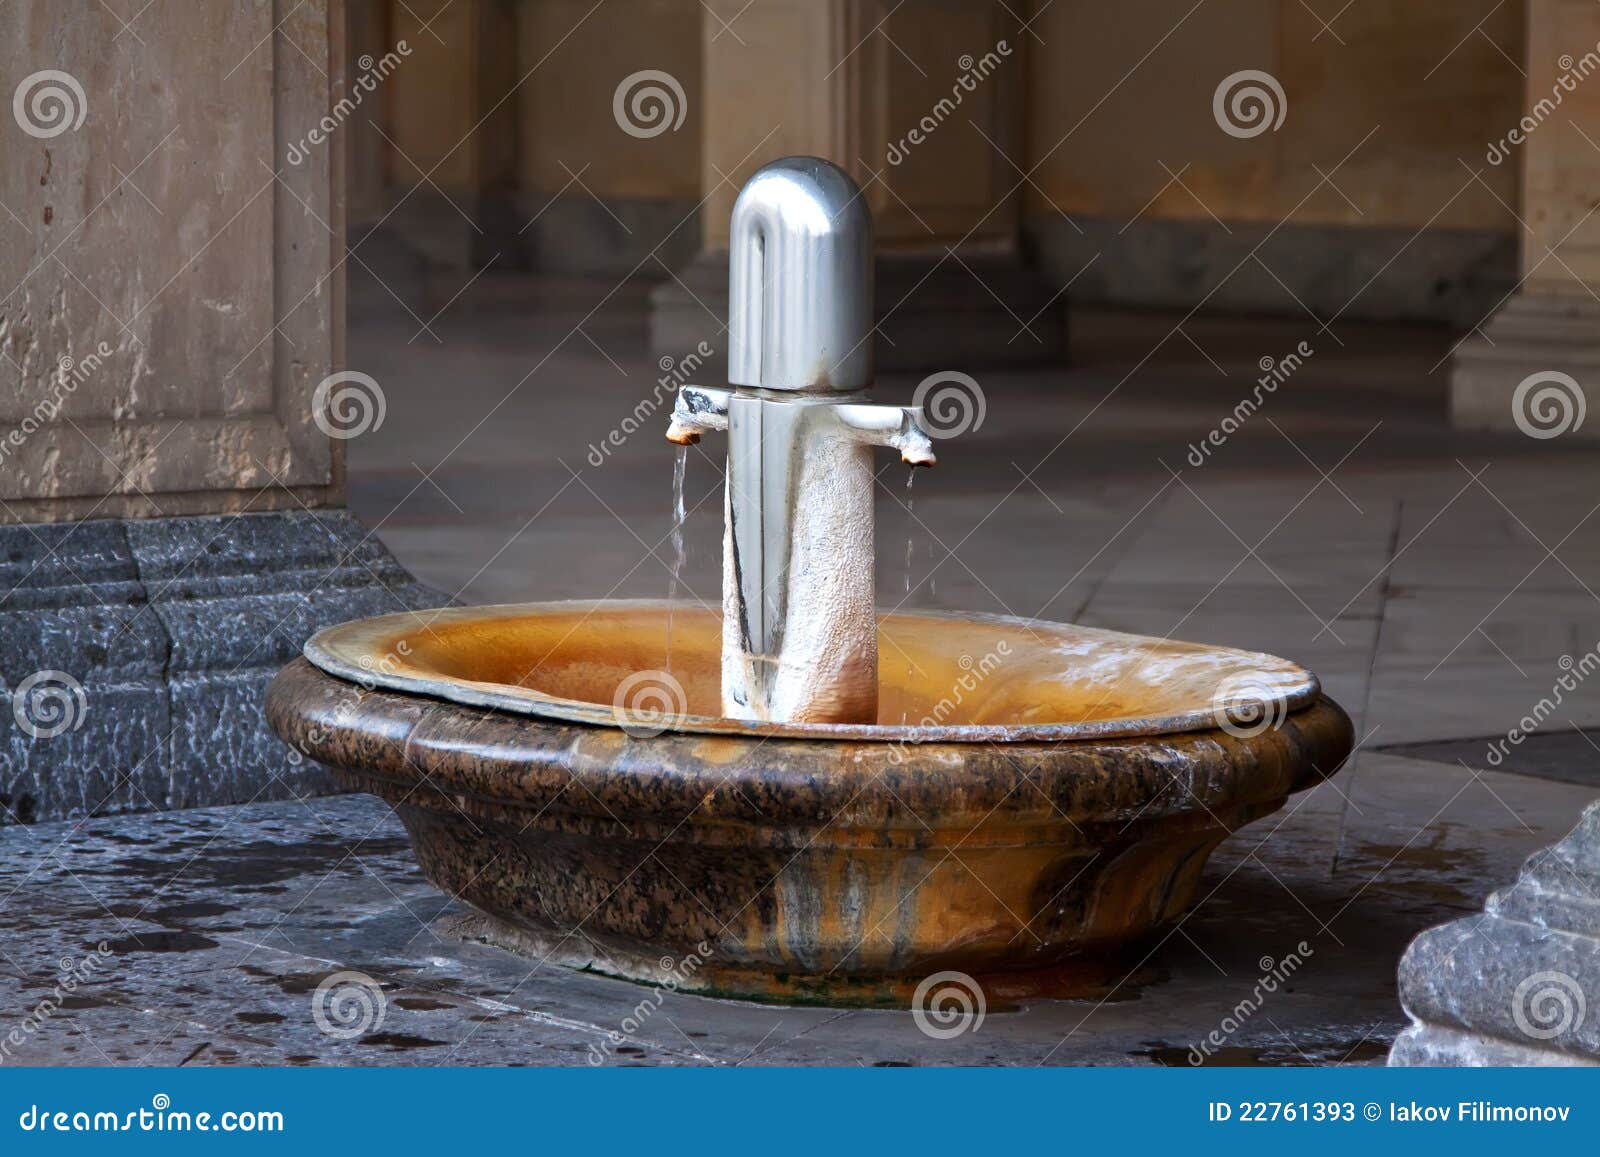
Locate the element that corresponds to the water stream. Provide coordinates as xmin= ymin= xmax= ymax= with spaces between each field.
xmin=904 ymin=468 xmax=915 ymax=597
xmin=666 ymin=445 xmax=688 ymax=674
xmin=902 ymin=468 xmax=915 ymax=724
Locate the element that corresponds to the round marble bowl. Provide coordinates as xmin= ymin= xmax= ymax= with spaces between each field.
xmin=265 ymin=600 xmax=1352 ymax=1005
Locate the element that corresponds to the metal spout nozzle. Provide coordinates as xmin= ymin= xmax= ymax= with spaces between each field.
xmin=666 ymin=386 xmax=730 ymax=445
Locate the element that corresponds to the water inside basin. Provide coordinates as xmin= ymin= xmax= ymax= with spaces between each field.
xmin=303 ymin=599 xmax=1319 ymax=742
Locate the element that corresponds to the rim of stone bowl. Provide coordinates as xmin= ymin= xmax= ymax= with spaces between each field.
xmin=301 ymin=599 xmax=1322 ymax=744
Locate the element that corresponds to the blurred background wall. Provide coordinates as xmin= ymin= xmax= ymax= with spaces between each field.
xmin=348 ymin=0 xmax=1528 ymax=325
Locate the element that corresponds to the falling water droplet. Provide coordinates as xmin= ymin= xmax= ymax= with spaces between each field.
xmin=666 ymin=445 xmax=688 ymax=673
xmin=672 ymin=446 xmax=688 ymax=573
xmin=904 ymin=468 xmax=915 ymax=597
xmin=903 ymin=468 xmax=915 ymax=723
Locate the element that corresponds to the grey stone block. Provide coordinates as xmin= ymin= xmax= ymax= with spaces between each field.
xmin=0 ymin=510 xmax=443 ymax=824
xmin=1390 ymin=800 xmax=1600 ymax=1065
xmin=1449 ymin=294 xmax=1600 ymax=440
xmin=1388 ymin=1024 xmax=1598 ymax=1067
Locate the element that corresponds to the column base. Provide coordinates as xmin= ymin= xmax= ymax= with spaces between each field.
xmin=0 ymin=510 xmax=443 ymax=825
xmin=649 ymin=249 xmax=1067 ymax=373
xmin=1389 ymin=799 xmax=1600 ymax=1066
xmin=1449 ymin=293 xmax=1600 ymax=439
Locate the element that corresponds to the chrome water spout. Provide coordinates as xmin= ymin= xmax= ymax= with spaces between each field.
xmin=666 ymin=157 xmax=938 ymax=725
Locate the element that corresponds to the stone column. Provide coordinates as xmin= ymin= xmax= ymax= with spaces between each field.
xmin=1392 ymin=801 xmax=1600 ymax=1065
xmin=0 ymin=0 xmax=434 ymax=823
xmin=650 ymin=0 xmax=1064 ymax=371
xmin=1450 ymin=0 xmax=1600 ymax=439
xmin=376 ymin=0 xmax=519 ymax=271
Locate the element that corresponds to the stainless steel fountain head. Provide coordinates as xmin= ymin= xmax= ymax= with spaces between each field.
xmin=667 ymin=157 xmax=939 ymax=725
xmin=727 ymin=156 xmax=874 ymax=393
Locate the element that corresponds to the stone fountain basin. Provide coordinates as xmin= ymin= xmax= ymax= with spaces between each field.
xmin=265 ymin=600 xmax=1352 ymax=1005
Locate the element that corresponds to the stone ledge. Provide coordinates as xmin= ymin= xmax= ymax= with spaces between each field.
xmin=1450 ymin=294 xmax=1600 ymax=439
xmin=0 ymin=510 xmax=443 ymax=824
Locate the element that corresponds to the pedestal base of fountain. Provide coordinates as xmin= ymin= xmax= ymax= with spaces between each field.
xmin=1 ymin=510 xmax=442 ymax=823
xmin=434 ymin=908 xmax=1158 ymax=1007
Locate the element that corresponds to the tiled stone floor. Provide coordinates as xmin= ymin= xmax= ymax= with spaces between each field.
xmin=7 ymin=286 xmax=1600 ymax=1065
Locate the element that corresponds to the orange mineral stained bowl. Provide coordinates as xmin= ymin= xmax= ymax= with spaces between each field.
xmin=268 ymin=600 xmax=1352 ymax=1005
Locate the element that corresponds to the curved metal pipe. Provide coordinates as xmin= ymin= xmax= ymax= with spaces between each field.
xmin=728 ymin=156 xmax=873 ymax=393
